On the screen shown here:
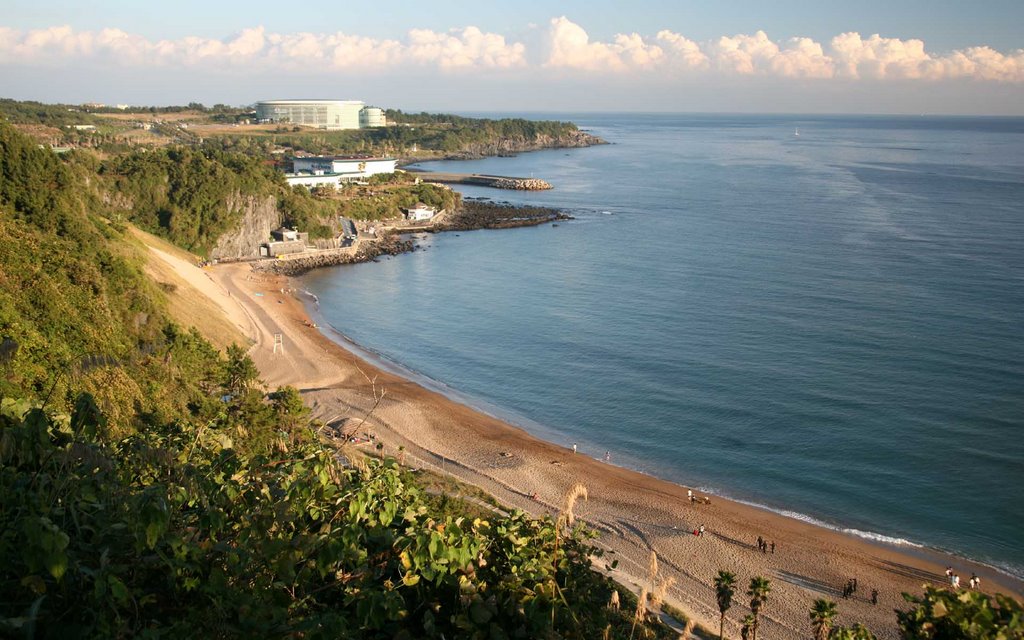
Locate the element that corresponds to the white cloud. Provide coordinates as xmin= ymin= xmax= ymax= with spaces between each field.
xmin=0 ymin=24 xmax=525 ymax=72
xmin=545 ymin=16 xmax=638 ymax=71
xmin=830 ymin=33 xmax=1024 ymax=82
xmin=0 ymin=21 xmax=1021 ymax=83
xmin=655 ymin=30 xmax=709 ymax=71
xmin=406 ymin=26 xmax=525 ymax=69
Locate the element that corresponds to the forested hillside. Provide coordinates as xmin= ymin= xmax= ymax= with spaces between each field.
xmin=0 ymin=121 xmax=678 ymax=638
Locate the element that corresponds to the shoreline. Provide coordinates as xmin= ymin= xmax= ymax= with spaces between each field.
xmin=295 ymin=286 xmax=1024 ymax=589
xmin=155 ymin=244 xmax=1021 ymax=640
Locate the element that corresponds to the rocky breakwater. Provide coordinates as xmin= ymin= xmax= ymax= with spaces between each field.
xmin=437 ymin=200 xmax=571 ymax=230
xmin=491 ymin=177 xmax=552 ymax=191
xmin=251 ymin=233 xmax=413 ymax=277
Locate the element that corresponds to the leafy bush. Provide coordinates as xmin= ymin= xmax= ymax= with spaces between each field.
xmin=897 ymin=586 xmax=1024 ymax=639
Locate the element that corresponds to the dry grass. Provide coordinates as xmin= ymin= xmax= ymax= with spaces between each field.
xmin=131 ymin=227 xmax=247 ymax=351
xmin=94 ymin=111 xmax=206 ymax=122
xmin=560 ymin=483 xmax=588 ymax=528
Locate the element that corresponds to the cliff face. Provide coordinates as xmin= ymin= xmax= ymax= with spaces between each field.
xmin=209 ymin=193 xmax=281 ymax=260
xmin=444 ymin=130 xmax=606 ymax=160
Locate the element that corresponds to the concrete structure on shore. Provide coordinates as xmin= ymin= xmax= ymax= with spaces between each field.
xmin=404 ymin=203 xmax=437 ymax=221
xmin=260 ymin=227 xmax=310 ymax=257
xmin=256 ymin=100 xmax=387 ymax=130
xmin=285 ymin=156 xmax=397 ymax=188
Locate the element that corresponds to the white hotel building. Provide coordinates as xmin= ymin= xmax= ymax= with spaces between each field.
xmin=285 ymin=156 xmax=398 ymax=188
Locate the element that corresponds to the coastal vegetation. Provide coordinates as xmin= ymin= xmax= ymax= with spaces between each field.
xmin=96 ymin=146 xmax=456 ymax=253
xmin=0 ymin=120 xmax=674 ymax=638
xmin=0 ymin=98 xmax=603 ymax=161
xmin=3 ymin=113 xmax=1023 ymax=639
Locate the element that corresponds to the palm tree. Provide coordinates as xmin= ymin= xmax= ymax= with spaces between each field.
xmin=740 ymin=614 xmax=756 ymax=640
xmin=810 ymin=599 xmax=839 ymax=640
xmin=747 ymin=576 xmax=772 ymax=640
xmin=830 ymin=623 xmax=877 ymax=640
xmin=714 ymin=570 xmax=738 ymax=640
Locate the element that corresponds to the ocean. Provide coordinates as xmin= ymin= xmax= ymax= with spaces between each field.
xmin=299 ymin=114 xmax=1024 ymax=578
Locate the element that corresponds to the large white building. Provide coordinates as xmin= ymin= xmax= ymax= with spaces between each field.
xmin=256 ymin=100 xmax=363 ymax=129
xmin=359 ymin=107 xmax=386 ymax=128
xmin=256 ymin=100 xmax=387 ymax=130
xmin=285 ymin=156 xmax=398 ymax=187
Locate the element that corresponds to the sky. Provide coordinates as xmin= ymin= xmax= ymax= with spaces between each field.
xmin=1 ymin=0 xmax=1023 ymax=115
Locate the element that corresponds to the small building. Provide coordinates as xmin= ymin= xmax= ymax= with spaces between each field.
xmin=261 ymin=227 xmax=310 ymax=257
xmin=404 ymin=203 xmax=436 ymax=221
xmin=271 ymin=227 xmax=304 ymax=242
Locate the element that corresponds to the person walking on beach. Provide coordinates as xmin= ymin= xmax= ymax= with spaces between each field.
xmin=871 ymin=589 xmax=878 ymax=605
xmin=945 ymin=566 xmax=954 ymax=581
xmin=699 ymin=524 xmax=706 ymax=537
xmin=842 ymin=581 xmax=850 ymax=599
xmin=969 ymin=575 xmax=977 ymax=590
xmin=952 ymin=574 xmax=961 ymax=589
xmin=973 ymin=575 xmax=982 ymax=590
xmin=604 ymin=451 xmax=611 ymax=462
xmin=572 ymin=442 xmax=577 ymax=454
xmin=757 ymin=535 xmax=763 ymax=551
xmin=770 ymin=541 xmax=776 ymax=554
xmin=852 ymin=577 xmax=858 ymax=593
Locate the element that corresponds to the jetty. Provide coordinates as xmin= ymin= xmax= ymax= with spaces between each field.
xmin=409 ymin=171 xmax=552 ymax=191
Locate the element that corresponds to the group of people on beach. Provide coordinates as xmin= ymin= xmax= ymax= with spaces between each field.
xmin=686 ymin=489 xmax=711 ymax=505
xmin=755 ymin=535 xmax=775 ymax=554
xmin=945 ymin=566 xmax=981 ymax=590
xmin=841 ymin=578 xmax=880 ymax=605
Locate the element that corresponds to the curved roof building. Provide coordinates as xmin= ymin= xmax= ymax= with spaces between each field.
xmin=256 ymin=99 xmax=365 ymax=130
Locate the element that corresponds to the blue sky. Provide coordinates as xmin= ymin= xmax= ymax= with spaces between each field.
xmin=8 ymin=0 xmax=1024 ymax=51
xmin=2 ymin=0 xmax=1022 ymax=114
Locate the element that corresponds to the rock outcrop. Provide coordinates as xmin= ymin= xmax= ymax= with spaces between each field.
xmin=209 ymin=193 xmax=281 ymax=260
xmin=402 ymin=130 xmax=606 ymax=164
xmin=491 ymin=178 xmax=552 ymax=190
xmin=438 ymin=201 xmax=570 ymax=230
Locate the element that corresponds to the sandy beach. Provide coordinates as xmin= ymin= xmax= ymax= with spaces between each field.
xmin=154 ymin=248 xmax=1021 ymax=640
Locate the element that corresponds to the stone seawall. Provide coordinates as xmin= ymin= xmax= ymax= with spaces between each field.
xmin=251 ymin=235 xmax=414 ymax=277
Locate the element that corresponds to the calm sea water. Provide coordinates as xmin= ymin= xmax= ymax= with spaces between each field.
xmin=301 ymin=114 xmax=1024 ymax=577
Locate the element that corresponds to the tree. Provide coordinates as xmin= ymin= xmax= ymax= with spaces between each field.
xmin=830 ymin=623 xmax=877 ymax=640
xmin=269 ymin=385 xmax=310 ymax=432
xmin=741 ymin=614 xmax=756 ymax=640
xmin=810 ymin=599 xmax=838 ymax=640
xmin=223 ymin=343 xmax=260 ymax=397
xmin=747 ymin=576 xmax=772 ymax=640
xmin=715 ymin=570 xmax=738 ymax=640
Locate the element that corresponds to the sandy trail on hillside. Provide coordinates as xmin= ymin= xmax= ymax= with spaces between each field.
xmin=150 ymin=252 xmax=1020 ymax=639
